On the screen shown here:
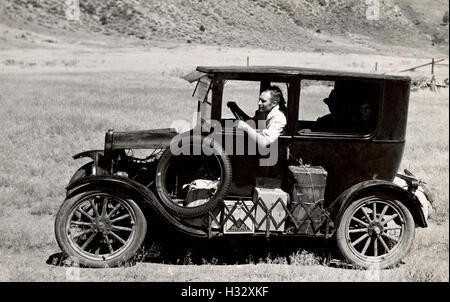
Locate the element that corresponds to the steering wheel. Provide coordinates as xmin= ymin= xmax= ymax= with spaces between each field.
xmin=227 ymin=101 xmax=245 ymax=120
xmin=232 ymin=111 xmax=245 ymax=121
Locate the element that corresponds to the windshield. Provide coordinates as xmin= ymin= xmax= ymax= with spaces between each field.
xmin=193 ymin=76 xmax=212 ymax=126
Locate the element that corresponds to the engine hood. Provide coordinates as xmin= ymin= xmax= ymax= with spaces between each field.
xmin=109 ymin=128 xmax=179 ymax=149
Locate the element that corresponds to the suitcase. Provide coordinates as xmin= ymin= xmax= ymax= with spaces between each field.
xmin=222 ymin=200 xmax=255 ymax=234
xmin=183 ymin=179 xmax=218 ymax=207
xmin=254 ymin=187 xmax=289 ymax=232
xmin=288 ymin=165 xmax=327 ymax=234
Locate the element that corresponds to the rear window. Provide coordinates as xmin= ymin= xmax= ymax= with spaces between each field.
xmin=298 ymin=79 xmax=380 ymax=135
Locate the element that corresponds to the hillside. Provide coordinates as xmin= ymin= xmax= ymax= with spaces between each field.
xmin=0 ymin=0 xmax=448 ymax=55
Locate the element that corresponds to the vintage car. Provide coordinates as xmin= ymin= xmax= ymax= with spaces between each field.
xmin=55 ymin=66 xmax=431 ymax=269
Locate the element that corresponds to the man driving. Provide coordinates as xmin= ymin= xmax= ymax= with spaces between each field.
xmin=227 ymin=86 xmax=287 ymax=149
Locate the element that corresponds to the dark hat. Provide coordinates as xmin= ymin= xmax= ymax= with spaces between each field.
xmin=323 ymin=89 xmax=338 ymax=105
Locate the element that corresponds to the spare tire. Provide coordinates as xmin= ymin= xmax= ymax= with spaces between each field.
xmin=155 ymin=135 xmax=232 ymax=218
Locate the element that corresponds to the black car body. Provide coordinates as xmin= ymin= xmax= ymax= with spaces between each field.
xmin=56 ymin=66 xmax=428 ymax=269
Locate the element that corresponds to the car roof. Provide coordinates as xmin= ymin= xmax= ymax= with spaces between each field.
xmin=196 ymin=66 xmax=411 ymax=81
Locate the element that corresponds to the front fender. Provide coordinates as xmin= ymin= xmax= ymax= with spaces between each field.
xmin=329 ymin=180 xmax=427 ymax=228
xmin=72 ymin=150 xmax=104 ymax=160
xmin=66 ymin=175 xmax=208 ymax=238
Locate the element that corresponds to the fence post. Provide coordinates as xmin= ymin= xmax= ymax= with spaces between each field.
xmin=431 ymin=58 xmax=435 ymax=75
xmin=430 ymin=74 xmax=437 ymax=92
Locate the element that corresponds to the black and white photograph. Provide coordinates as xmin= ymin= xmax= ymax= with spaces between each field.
xmin=0 ymin=0 xmax=448 ymax=284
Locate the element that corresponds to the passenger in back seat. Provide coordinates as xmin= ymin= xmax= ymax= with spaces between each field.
xmin=314 ymin=89 xmax=341 ymax=132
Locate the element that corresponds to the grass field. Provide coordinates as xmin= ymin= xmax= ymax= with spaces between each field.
xmin=0 ymin=46 xmax=448 ymax=281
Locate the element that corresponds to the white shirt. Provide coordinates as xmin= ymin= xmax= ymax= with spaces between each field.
xmin=258 ymin=105 xmax=287 ymax=144
xmin=236 ymin=105 xmax=287 ymax=148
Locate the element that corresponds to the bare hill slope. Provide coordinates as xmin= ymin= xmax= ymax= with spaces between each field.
xmin=1 ymin=0 xmax=448 ymax=54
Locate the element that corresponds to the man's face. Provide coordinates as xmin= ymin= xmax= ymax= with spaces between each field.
xmin=360 ymin=103 xmax=372 ymax=121
xmin=258 ymin=91 xmax=276 ymax=113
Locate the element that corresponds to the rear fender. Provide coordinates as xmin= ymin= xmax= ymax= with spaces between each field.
xmin=329 ymin=180 xmax=427 ymax=229
xmin=66 ymin=175 xmax=207 ymax=238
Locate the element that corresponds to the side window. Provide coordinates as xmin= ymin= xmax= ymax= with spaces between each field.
xmin=298 ymin=79 xmax=379 ymax=135
xmin=221 ymin=81 xmax=289 ymax=120
xmin=222 ymin=81 xmax=260 ymax=120
xmin=298 ymin=80 xmax=334 ymax=122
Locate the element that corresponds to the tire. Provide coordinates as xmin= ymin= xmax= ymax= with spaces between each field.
xmin=55 ymin=189 xmax=147 ymax=268
xmin=336 ymin=196 xmax=415 ymax=269
xmin=155 ymin=136 xmax=232 ymax=218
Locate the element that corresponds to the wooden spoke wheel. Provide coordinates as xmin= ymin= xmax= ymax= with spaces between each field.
xmin=55 ymin=190 xmax=147 ymax=268
xmin=336 ymin=196 xmax=415 ymax=269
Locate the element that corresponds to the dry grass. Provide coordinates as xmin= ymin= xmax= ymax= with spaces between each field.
xmin=402 ymin=89 xmax=449 ymax=224
xmin=0 ymin=45 xmax=448 ymax=281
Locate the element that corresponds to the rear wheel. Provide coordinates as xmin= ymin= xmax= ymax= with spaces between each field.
xmin=55 ymin=190 xmax=147 ymax=268
xmin=336 ymin=196 xmax=415 ymax=269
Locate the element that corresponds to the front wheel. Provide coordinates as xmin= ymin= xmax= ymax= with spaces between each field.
xmin=336 ymin=196 xmax=415 ymax=269
xmin=55 ymin=190 xmax=147 ymax=268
